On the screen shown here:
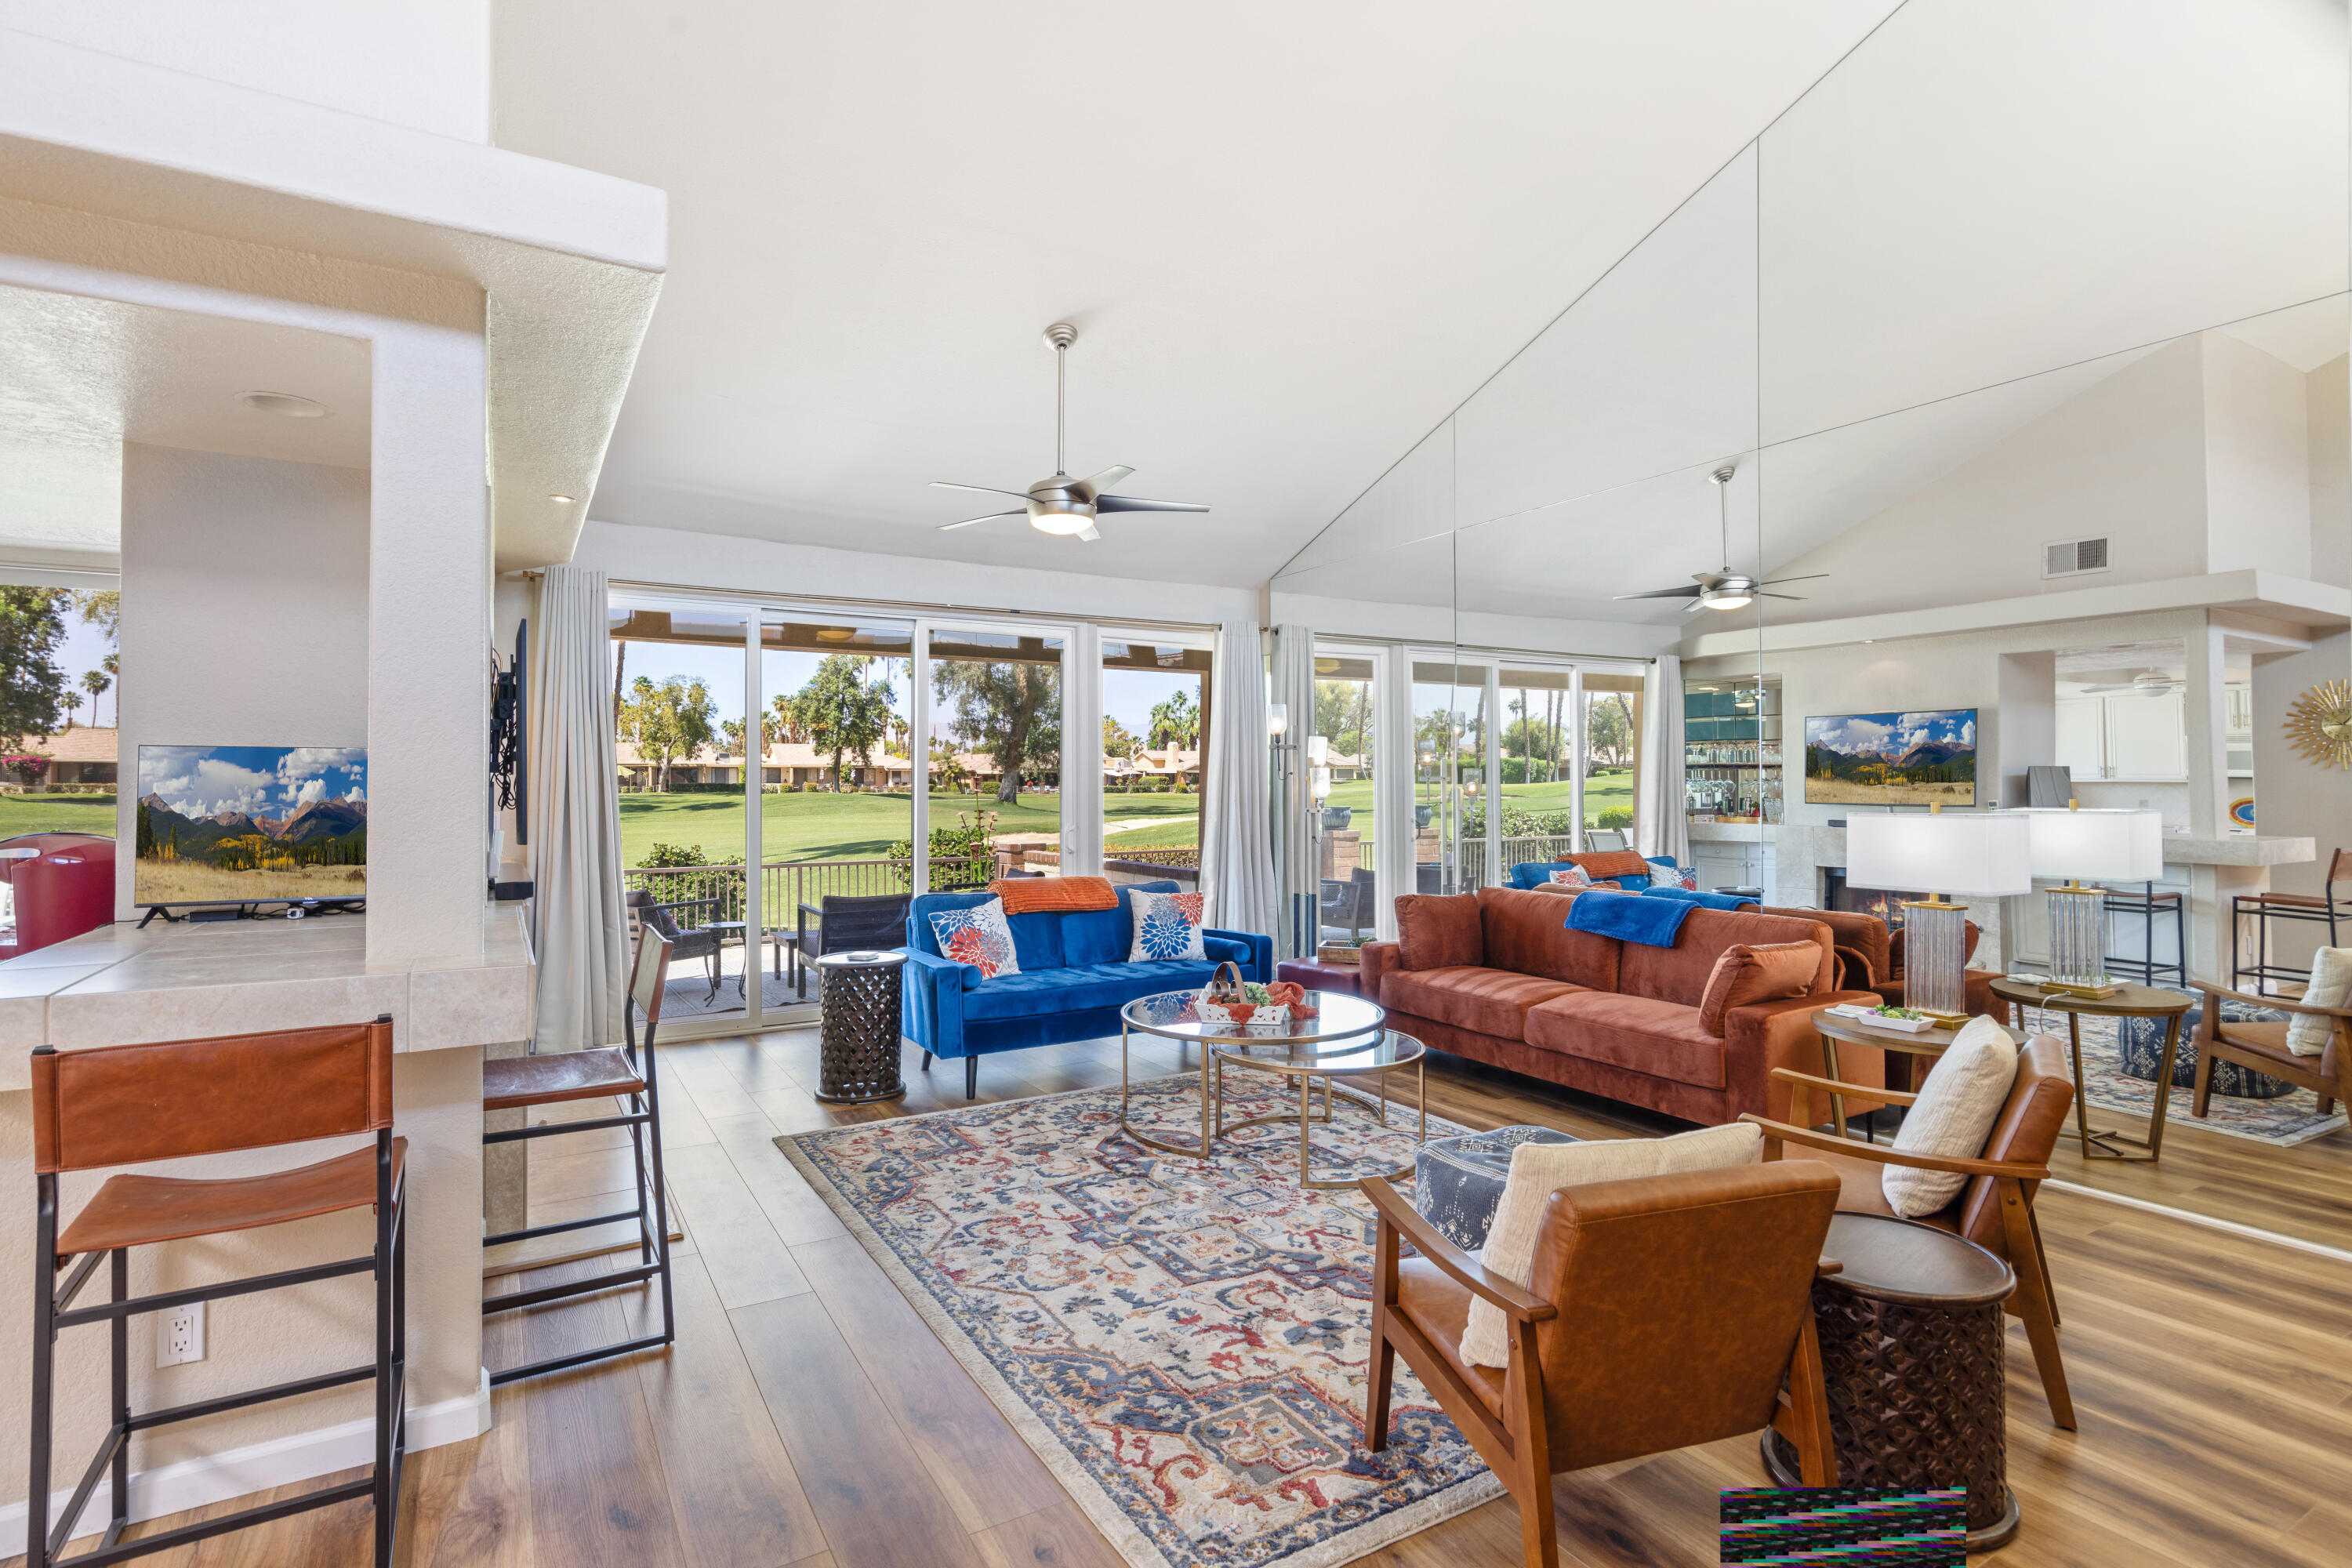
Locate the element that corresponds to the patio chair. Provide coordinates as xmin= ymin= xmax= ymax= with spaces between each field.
xmin=624 ymin=887 xmax=723 ymax=999
xmin=1319 ymin=867 xmax=1376 ymax=944
xmin=793 ymin=893 xmax=913 ymax=999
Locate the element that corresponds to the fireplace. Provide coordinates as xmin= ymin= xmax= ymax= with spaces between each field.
xmin=1820 ymin=867 xmax=1923 ymax=931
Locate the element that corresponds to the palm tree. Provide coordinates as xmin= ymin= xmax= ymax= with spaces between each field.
xmin=82 ymin=670 xmax=109 ymax=730
xmin=102 ymin=653 xmax=118 ymax=726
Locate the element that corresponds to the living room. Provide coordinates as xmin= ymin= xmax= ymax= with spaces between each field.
xmin=0 ymin=3 xmax=2344 ymax=1567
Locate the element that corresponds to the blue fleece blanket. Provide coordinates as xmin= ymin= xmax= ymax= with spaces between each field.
xmin=1565 ymin=888 xmax=1694 ymax=946
xmin=1641 ymin=885 xmax=1758 ymax=912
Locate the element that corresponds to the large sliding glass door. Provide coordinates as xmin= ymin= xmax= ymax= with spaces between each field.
xmin=1101 ymin=632 xmax=1213 ymax=878
xmin=921 ymin=624 xmax=1068 ymax=884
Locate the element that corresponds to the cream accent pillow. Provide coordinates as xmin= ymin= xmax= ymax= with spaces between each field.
xmin=1460 ymin=1122 xmax=1762 ymax=1369
xmin=1882 ymin=1014 xmax=2019 ymax=1218
xmin=2286 ymin=946 xmax=2350 ymax=1056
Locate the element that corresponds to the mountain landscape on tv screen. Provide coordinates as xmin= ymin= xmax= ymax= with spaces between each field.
xmin=135 ymin=746 xmax=367 ymax=904
xmin=1803 ymin=710 xmax=1976 ymax=808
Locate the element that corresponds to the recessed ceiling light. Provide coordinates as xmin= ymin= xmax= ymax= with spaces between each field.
xmin=815 ymin=627 xmax=856 ymax=643
xmin=239 ymin=390 xmax=326 ymax=418
xmin=549 ymin=493 xmax=575 ymax=503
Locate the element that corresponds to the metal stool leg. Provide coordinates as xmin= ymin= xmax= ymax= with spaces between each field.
xmin=29 ymin=1175 xmax=56 ymax=1568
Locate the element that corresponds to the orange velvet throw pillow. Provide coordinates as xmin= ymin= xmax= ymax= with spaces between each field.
xmin=988 ymin=876 xmax=1120 ymax=915
xmin=1560 ymin=848 xmax=1653 ymax=881
xmin=1697 ymin=941 xmax=1819 ymax=1036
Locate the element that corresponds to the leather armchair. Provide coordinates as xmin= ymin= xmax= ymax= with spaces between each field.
xmin=1361 ymin=1163 xmax=1842 ymax=1568
xmin=1742 ymin=1033 xmax=2078 ymax=1428
xmin=2189 ymin=978 xmax=2350 ymax=1118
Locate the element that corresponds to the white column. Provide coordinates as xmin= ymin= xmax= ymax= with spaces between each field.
xmin=2181 ymin=616 xmax=2230 ymax=979
xmin=1373 ymin=644 xmax=1414 ymax=942
xmin=368 ymin=321 xmax=489 ymax=967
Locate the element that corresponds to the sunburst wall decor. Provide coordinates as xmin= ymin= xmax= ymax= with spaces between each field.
xmin=2282 ymin=678 xmax=2352 ymax=770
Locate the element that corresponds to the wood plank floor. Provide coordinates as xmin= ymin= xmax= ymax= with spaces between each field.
xmin=19 ymin=1030 xmax=2349 ymax=1568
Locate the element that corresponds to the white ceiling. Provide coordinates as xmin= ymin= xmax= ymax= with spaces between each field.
xmin=491 ymin=0 xmax=1907 ymax=586
xmin=0 ymin=284 xmax=370 ymax=558
xmin=1281 ymin=0 xmax=2350 ymax=615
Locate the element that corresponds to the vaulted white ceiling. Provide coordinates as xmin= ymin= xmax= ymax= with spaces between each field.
xmin=491 ymin=0 xmax=1907 ymax=587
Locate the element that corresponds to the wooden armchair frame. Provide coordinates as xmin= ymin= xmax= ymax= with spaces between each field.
xmin=1744 ymin=1065 xmax=2073 ymax=1429
xmin=2187 ymin=980 xmax=2352 ymax=1116
xmin=1360 ymin=1174 xmax=1837 ymax=1568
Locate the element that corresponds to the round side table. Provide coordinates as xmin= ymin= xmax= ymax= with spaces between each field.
xmin=1989 ymin=977 xmax=2194 ymax=1161
xmin=1763 ymin=1211 xmax=2020 ymax=1550
xmin=814 ymin=949 xmax=908 ymax=1104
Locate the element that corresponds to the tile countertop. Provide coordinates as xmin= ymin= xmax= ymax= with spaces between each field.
xmin=0 ymin=906 xmax=535 ymax=1091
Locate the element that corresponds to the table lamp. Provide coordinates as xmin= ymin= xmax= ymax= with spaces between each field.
xmin=2020 ymin=804 xmax=2161 ymax=997
xmin=1847 ymin=808 xmax=2033 ymax=1020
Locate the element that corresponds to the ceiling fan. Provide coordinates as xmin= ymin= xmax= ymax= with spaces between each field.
xmin=2081 ymin=669 xmax=2185 ymax=696
xmin=1611 ymin=463 xmax=1827 ymax=612
xmin=933 ymin=323 xmax=1209 ymax=542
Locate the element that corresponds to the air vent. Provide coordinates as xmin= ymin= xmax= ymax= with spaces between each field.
xmin=2043 ymin=537 xmax=2110 ymax=579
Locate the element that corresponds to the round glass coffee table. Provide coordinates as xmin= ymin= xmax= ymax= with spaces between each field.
xmin=1116 ymin=989 xmax=1422 ymax=1188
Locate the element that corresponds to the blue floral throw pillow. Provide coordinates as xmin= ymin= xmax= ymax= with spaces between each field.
xmin=927 ymin=897 xmax=1022 ymax=979
xmin=1127 ymin=889 xmax=1207 ymax=962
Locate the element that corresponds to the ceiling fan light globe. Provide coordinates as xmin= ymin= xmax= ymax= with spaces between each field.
xmin=1029 ymin=506 xmax=1095 ymax=535
xmin=1700 ymin=587 xmax=1755 ymax=611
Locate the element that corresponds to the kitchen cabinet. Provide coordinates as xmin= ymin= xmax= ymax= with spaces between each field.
xmin=2052 ymin=692 xmax=2187 ymax=782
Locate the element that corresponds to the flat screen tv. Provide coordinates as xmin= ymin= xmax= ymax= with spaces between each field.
xmin=1802 ymin=710 xmax=1976 ymax=808
xmin=136 ymin=746 xmax=367 ymax=908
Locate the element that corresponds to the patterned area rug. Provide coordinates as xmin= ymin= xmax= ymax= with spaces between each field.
xmin=778 ymin=1075 xmax=1502 ymax=1568
xmin=2010 ymin=1007 xmax=2347 ymax=1147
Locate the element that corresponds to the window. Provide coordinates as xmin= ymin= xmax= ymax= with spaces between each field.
xmin=926 ymin=627 xmax=1065 ymax=883
xmin=1101 ymin=635 xmax=1212 ymax=879
xmin=1309 ymin=650 xmax=1375 ymax=945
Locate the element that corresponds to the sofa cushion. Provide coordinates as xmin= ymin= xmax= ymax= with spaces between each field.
xmin=1396 ymin=893 xmax=1483 ymax=971
xmin=962 ymin=960 xmax=1218 ymax=1022
xmin=1384 ymin=966 xmax=1585 ymax=1040
xmin=1697 ymin=942 xmax=1821 ymax=1036
xmin=1476 ymin=887 xmax=1621 ymax=990
xmin=1127 ymin=888 xmax=1208 ymax=962
xmin=1525 ymin=990 xmax=1726 ymax=1089
xmin=1616 ymin=907 xmax=1834 ymax=1007
xmin=1562 ymin=848 xmax=1654 ymax=882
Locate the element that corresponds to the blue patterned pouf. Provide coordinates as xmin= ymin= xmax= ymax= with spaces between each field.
xmin=2118 ymin=998 xmax=2296 ymax=1098
xmin=1412 ymin=1125 xmax=1579 ymax=1251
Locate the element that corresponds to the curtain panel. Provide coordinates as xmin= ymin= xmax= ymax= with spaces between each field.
xmin=1201 ymin=619 xmax=1276 ymax=938
xmin=528 ymin=565 xmax=629 ymax=1052
xmin=1636 ymin=654 xmax=1690 ymax=869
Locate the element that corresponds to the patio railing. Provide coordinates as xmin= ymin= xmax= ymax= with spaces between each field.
xmin=622 ymin=856 xmax=997 ymax=931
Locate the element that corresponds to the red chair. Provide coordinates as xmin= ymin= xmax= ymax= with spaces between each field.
xmin=1 ymin=833 xmax=116 ymax=960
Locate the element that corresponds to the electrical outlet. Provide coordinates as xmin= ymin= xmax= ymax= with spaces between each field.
xmin=157 ymin=1302 xmax=205 ymax=1367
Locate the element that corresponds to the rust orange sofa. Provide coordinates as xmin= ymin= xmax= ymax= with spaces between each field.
xmin=1358 ymin=887 xmax=1884 ymax=1125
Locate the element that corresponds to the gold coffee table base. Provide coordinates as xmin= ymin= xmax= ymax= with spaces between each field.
xmin=1210 ymin=1054 xmax=1428 ymax=1190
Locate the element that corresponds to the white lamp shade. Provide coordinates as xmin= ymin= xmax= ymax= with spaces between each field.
xmin=1310 ymin=765 xmax=1333 ymax=800
xmin=2020 ymin=808 xmax=2163 ymax=884
xmin=1305 ymin=734 xmax=1330 ymax=765
xmin=1846 ymin=811 xmax=2033 ymax=898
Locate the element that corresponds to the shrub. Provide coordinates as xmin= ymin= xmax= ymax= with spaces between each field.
xmin=641 ymin=841 xmax=713 ymax=868
xmin=1594 ymin=805 xmax=1635 ymax=830
xmin=887 ymin=811 xmax=999 ymax=887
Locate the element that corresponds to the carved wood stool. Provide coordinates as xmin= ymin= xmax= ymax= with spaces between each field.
xmin=1763 ymin=1211 xmax=2020 ymax=1550
xmin=815 ymin=949 xmax=908 ymax=1103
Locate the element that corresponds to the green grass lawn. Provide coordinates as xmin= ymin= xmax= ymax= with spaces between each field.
xmin=0 ymin=795 xmax=117 ymax=840
xmin=622 ymin=788 xmax=1201 ymax=867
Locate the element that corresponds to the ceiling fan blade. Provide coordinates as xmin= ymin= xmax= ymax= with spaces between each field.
xmin=931 ymin=481 xmax=1035 ymax=501
xmin=1758 ymin=572 xmax=1831 ymax=586
xmin=1081 ymin=466 xmax=1134 ymax=495
xmin=937 ymin=510 xmax=1026 ymax=532
xmin=1760 ymin=592 xmax=1809 ymax=601
xmin=1682 ymin=597 xmax=1710 ymax=614
xmin=1611 ymin=585 xmax=1704 ymax=601
xmin=1094 ymin=494 xmax=1210 ymax=514
xmin=1076 ymin=522 xmax=1102 ymax=542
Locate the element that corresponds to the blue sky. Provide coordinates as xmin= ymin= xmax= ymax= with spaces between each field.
xmin=140 ymin=746 xmax=367 ymax=820
xmin=1806 ymin=709 xmax=1976 ymax=757
xmin=53 ymin=608 xmax=116 ymax=727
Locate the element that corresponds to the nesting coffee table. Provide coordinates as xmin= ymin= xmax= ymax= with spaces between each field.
xmin=1117 ymin=989 xmax=1426 ymax=1189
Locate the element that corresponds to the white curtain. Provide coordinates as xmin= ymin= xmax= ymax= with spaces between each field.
xmin=529 ymin=565 xmax=629 ymax=1051
xmin=1271 ymin=623 xmax=1318 ymax=957
xmin=1201 ymin=619 xmax=1276 ymax=937
xmin=1636 ymin=653 xmax=1690 ymax=867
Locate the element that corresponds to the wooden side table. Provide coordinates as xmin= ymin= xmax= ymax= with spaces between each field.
xmin=1811 ymin=1009 xmax=1967 ymax=1141
xmin=1989 ymin=977 xmax=2194 ymax=1161
xmin=1763 ymin=1212 xmax=2020 ymax=1549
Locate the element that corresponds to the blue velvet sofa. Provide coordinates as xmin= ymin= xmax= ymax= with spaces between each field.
xmin=1505 ymin=855 xmax=1682 ymax=891
xmin=902 ymin=880 xmax=1272 ymax=1098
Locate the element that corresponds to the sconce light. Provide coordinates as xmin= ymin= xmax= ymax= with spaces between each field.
xmin=1305 ymin=735 xmax=1330 ymax=766
xmin=1268 ymin=703 xmax=1289 ymax=738
xmin=1311 ymin=766 xmax=1333 ymax=802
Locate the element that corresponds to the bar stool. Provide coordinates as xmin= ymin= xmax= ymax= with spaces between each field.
xmin=2232 ymin=848 xmax=2350 ymax=992
xmin=2101 ymin=881 xmax=2185 ymax=986
xmin=481 ymin=928 xmax=675 ymax=1382
xmin=27 ymin=1016 xmax=405 ymax=1568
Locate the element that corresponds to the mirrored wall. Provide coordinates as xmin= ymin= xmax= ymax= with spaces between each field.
xmin=1272 ymin=0 xmax=2350 ymax=1245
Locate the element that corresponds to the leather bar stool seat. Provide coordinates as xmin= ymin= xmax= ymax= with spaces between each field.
xmin=483 ymin=1047 xmax=644 ymax=1111
xmin=60 ymin=1143 xmax=407 ymax=1257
